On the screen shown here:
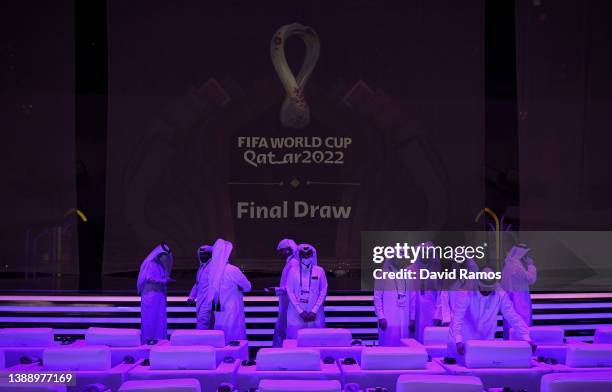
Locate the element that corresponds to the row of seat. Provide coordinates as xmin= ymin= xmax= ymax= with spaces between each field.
xmin=414 ymin=324 xmax=612 ymax=365
xmin=0 ymin=327 xmax=248 ymax=368
xmin=1 ymin=326 xmax=612 ymax=391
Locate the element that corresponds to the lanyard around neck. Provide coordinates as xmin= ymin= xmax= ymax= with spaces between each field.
xmin=391 ymin=264 xmax=408 ymax=294
xmin=299 ymin=262 xmax=313 ymax=292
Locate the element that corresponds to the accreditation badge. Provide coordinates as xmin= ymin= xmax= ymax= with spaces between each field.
xmin=397 ymin=293 xmax=407 ymax=307
xmin=299 ymin=289 xmax=310 ymax=304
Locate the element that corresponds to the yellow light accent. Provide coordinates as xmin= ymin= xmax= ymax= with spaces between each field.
xmin=64 ymin=208 xmax=88 ymax=222
xmin=475 ymin=207 xmax=500 ymax=270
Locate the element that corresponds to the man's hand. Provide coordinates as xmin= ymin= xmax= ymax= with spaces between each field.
xmin=187 ymin=297 xmax=195 ymax=305
xmin=307 ymin=312 xmax=317 ymax=322
xmin=456 ymin=342 xmax=465 ymax=356
xmin=378 ymin=318 xmax=388 ymax=331
xmin=300 ymin=311 xmax=310 ymax=322
xmin=528 ymin=341 xmax=537 ymax=354
xmin=434 ymin=319 xmax=442 ymax=326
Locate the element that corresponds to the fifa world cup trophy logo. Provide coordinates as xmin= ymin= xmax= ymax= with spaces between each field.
xmin=270 ymin=23 xmax=320 ymax=129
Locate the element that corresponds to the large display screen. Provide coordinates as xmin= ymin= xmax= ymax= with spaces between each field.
xmin=103 ymin=1 xmax=485 ymax=290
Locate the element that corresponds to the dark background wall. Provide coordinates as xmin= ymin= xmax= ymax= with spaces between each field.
xmin=0 ymin=0 xmax=79 ymax=291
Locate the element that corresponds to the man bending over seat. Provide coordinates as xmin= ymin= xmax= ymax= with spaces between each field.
xmin=448 ymin=266 xmax=536 ymax=359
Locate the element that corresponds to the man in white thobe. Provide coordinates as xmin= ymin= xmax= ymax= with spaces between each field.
xmin=286 ymin=244 xmax=328 ymax=339
xmin=374 ymin=258 xmax=414 ymax=346
xmin=188 ymin=245 xmax=214 ymax=330
xmin=448 ymin=267 xmax=536 ymax=359
xmin=502 ymin=244 xmax=537 ymax=334
xmin=138 ymin=243 xmax=174 ymax=343
xmin=435 ymin=258 xmax=479 ymax=325
xmin=272 ymin=238 xmax=299 ymax=347
xmin=410 ymin=241 xmax=442 ymax=342
xmin=209 ymin=239 xmax=252 ymax=343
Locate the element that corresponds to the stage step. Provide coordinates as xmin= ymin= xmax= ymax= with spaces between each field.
xmin=1 ymin=293 xmax=611 ymax=347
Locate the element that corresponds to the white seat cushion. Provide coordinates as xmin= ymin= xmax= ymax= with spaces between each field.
xmin=258 ymin=379 xmax=341 ymax=392
xmin=465 ymin=340 xmax=531 ymax=368
xmin=43 ymin=346 xmax=111 ymax=371
xmin=511 ymin=326 xmax=564 ymax=345
xmin=237 ymin=361 xmax=341 ymax=391
xmin=256 ymin=348 xmax=321 ymax=371
xmin=85 ymin=327 xmax=141 ymax=347
xmin=530 ymin=326 xmax=565 ymax=345
xmin=361 ymin=346 xmax=428 ymax=370
xmin=170 ymin=330 xmax=226 ymax=348
xmin=400 ymin=338 xmax=426 ymax=348
xmin=0 ymin=386 xmax=67 ymax=391
xmin=566 ymin=344 xmax=612 ymax=368
xmin=396 ymin=374 xmax=483 ymax=392
xmin=423 ymin=327 xmax=450 ymax=346
xmin=119 ymin=378 xmax=202 ymax=392
xmin=594 ymin=327 xmax=612 ymax=344
xmin=541 ymin=372 xmax=612 ymax=392
xmin=0 ymin=328 xmax=54 ymax=347
xmin=149 ymin=346 xmax=216 ymax=370
xmin=297 ymin=328 xmax=352 ymax=347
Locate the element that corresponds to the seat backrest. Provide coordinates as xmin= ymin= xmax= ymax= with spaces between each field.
xmin=258 ymin=379 xmax=341 ymax=392
xmin=465 ymin=340 xmax=532 ymax=369
xmin=361 ymin=346 xmax=428 ymax=370
xmin=594 ymin=327 xmax=612 ymax=344
xmin=423 ymin=326 xmax=450 ymax=346
xmin=511 ymin=326 xmax=564 ymax=345
xmin=170 ymin=330 xmax=226 ymax=348
xmin=44 ymin=346 xmax=112 ymax=371
xmin=119 ymin=378 xmax=202 ymax=392
xmin=149 ymin=346 xmax=217 ymax=370
xmin=397 ymin=374 xmax=483 ymax=392
xmin=541 ymin=372 xmax=612 ymax=392
xmin=85 ymin=327 xmax=141 ymax=347
xmin=297 ymin=328 xmax=352 ymax=348
xmin=255 ymin=348 xmax=321 ymax=371
xmin=0 ymin=328 xmax=54 ymax=347
xmin=566 ymin=344 xmax=612 ymax=368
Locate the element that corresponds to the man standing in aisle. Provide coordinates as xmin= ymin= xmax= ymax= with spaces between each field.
xmin=374 ymin=257 xmax=414 ymax=346
xmin=502 ymin=243 xmax=537 ymax=338
xmin=286 ymin=244 xmax=328 ymax=339
xmin=209 ymin=239 xmax=252 ymax=342
xmin=410 ymin=241 xmax=442 ymax=342
xmin=188 ymin=244 xmax=214 ymax=329
xmin=137 ymin=243 xmax=174 ymax=343
xmin=272 ymin=238 xmax=299 ymax=347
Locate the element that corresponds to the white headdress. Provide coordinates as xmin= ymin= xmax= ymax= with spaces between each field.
xmin=297 ymin=243 xmax=317 ymax=267
xmin=277 ymin=238 xmax=298 ymax=263
xmin=137 ymin=243 xmax=172 ymax=294
xmin=198 ymin=244 xmax=214 ymax=264
xmin=208 ymin=239 xmax=233 ymax=303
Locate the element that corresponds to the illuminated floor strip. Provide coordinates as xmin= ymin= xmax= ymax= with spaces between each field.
xmin=2 ymin=293 xmax=612 ymax=302
xmin=1 ymin=293 xmax=610 ymax=346
xmin=1 ymin=302 xmax=609 ymax=313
